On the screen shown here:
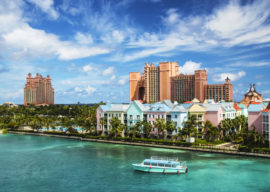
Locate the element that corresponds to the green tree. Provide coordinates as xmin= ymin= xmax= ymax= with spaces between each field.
xmin=204 ymin=120 xmax=219 ymax=142
xmin=110 ymin=117 xmax=121 ymax=137
xmin=154 ymin=118 xmax=167 ymax=139
xmin=181 ymin=115 xmax=197 ymax=139
xmin=141 ymin=121 xmax=152 ymax=138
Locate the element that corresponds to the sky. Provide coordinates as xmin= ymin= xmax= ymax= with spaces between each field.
xmin=0 ymin=0 xmax=270 ymax=104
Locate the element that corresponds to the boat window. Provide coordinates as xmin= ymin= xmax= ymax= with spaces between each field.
xmin=158 ymin=163 xmax=164 ymax=167
xmin=151 ymin=163 xmax=157 ymax=166
xmin=165 ymin=164 xmax=171 ymax=167
xmin=172 ymin=164 xmax=177 ymax=168
xmin=144 ymin=162 xmax=150 ymax=165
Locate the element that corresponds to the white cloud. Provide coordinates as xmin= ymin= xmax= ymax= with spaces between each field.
xmin=0 ymin=0 xmax=111 ymax=61
xmin=64 ymin=85 xmax=96 ymax=97
xmin=213 ymin=71 xmax=246 ymax=82
xmin=257 ymin=82 xmax=262 ymax=86
xmin=111 ymin=75 xmax=116 ymax=80
xmin=118 ymin=75 xmax=129 ymax=85
xmin=75 ymin=32 xmax=93 ymax=45
xmin=103 ymin=67 xmax=115 ymax=76
xmin=27 ymin=0 xmax=59 ymax=19
xmin=120 ymin=0 xmax=270 ymax=61
xmin=179 ymin=61 xmax=202 ymax=74
xmin=229 ymin=61 xmax=270 ymax=67
xmin=82 ymin=65 xmax=94 ymax=72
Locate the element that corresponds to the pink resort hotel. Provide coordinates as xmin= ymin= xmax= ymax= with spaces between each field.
xmin=24 ymin=73 xmax=54 ymax=106
xmin=129 ymin=62 xmax=233 ymax=104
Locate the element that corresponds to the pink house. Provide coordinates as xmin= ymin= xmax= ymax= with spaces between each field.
xmin=248 ymin=103 xmax=264 ymax=134
xmin=203 ymin=104 xmax=225 ymax=127
xmin=146 ymin=103 xmax=170 ymax=135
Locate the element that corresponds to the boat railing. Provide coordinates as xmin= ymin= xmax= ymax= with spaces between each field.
xmin=150 ymin=156 xmax=178 ymax=162
xmin=181 ymin=161 xmax=187 ymax=168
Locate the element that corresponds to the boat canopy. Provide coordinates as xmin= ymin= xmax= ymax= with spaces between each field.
xmin=143 ymin=159 xmax=179 ymax=167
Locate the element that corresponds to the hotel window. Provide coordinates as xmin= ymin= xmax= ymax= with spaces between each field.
xmin=175 ymin=114 xmax=177 ymax=118
xmin=108 ymin=114 xmax=111 ymax=117
xmin=137 ymin=115 xmax=140 ymax=120
xmin=130 ymin=115 xmax=133 ymax=120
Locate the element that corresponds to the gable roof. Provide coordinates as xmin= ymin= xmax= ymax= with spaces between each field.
xmin=248 ymin=103 xmax=264 ymax=112
xmin=221 ymin=102 xmax=235 ymax=112
xmin=191 ymin=98 xmax=200 ymax=103
xmin=109 ymin=104 xmax=129 ymax=112
xmin=189 ymin=104 xmax=207 ymax=112
xmin=238 ymin=103 xmax=247 ymax=109
xmin=162 ymin=100 xmax=174 ymax=109
xmin=147 ymin=103 xmax=170 ymax=112
xmin=171 ymin=105 xmax=188 ymax=112
xmin=233 ymin=103 xmax=241 ymax=110
xmin=181 ymin=103 xmax=193 ymax=109
xmin=203 ymin=104 xmax=224 ymax=112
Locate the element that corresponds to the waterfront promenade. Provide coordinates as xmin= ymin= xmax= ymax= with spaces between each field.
xmin=9 ymin=131 xmax=270 ymax=159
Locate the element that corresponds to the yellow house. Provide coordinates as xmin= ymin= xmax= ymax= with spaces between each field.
xmin=188 ymin=103 xmax=207 ymax=138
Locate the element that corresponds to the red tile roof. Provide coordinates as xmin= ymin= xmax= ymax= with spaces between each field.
xmin=234 ymin=103 xmax=241 ymax=110
xmin=250 ymin=101 xmax=262 ymax=104
xmin=184 ymin=101 xmax=192 ymax=103
xmin=262 ymin=109 xmax=270 ymax=112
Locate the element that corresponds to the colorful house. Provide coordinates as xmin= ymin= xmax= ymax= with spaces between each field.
xmin=248 ymin=103 xmax=265 ymax=134
xmin=147 ymin=103 xmax=171 ymax=134
xmin=234 ymin=103 xmax=242 ymax=117
xmin=221 ymin=102 xmax=236 ymax=119
xmin=203 ymin=104 xmax=225 ymax=127
xmin=171 ymin=105 xmax=188 ymax=132
xmin=238 ymin=103 xmax=248 ymax=117
xmin=188 ymin=103 xmax=207 ymax=137
xmin=262 ymin=103 xmax=270 ymax=142
xmin=96 ymin=103 xmax=129 ymax=134
xmin=126 ymin=100 xmax=148 ymax=128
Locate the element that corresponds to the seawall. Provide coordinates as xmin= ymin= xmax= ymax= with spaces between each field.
xmin=9 ymin=131 xmax=270 ymax=159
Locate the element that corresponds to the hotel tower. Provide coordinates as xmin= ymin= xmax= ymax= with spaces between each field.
xmin=24 ymin=73 xmax=54 ymax=105
xmin=129 ymin=62 xmax=233 ymax=103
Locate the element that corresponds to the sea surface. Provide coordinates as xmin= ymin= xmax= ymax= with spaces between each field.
xmin=0 ymin=134 xmax=270 ymax=192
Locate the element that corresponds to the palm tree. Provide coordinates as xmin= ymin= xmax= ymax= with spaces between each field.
xmin=110 ymin=117 xmax=121 ymax=137
xmin=166 ymin=120 xmax=177 ymax=140
xmin=142 ymin=121 xmax=152 ymax=138
xmin=181 ymin=115 xmax=197 ymax=140
xmin=204 ymin=120 xmax=219 ymax=142
xmin=154 ymin=118 xmax=167 ymax=139
xmin=99 ymin=117 xmax=105 ymax=136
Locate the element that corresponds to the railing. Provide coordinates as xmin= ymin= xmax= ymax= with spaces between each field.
xmin=151 ymin=156 xmax=178 ymax=162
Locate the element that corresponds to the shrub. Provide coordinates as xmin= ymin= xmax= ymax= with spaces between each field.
xmin=2 ymin=129 xmax=8 ymax=134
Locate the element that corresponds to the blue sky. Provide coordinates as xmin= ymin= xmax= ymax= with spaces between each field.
xmin=0 ymin=0 xmax=270 ymax=104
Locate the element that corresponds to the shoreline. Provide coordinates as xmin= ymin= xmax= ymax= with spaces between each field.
xmin=9 ymin=131 xmax=270 ymax=159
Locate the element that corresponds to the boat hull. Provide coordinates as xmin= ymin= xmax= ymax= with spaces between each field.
xmin=132 ymin=164 xmax=187 ymax=174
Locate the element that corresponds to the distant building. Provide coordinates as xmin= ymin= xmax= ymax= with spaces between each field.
xmin=3 ymin=102 xmax=17 ymax=108
xmin=24 ymin=73 xmax=54 ymax=105
xmin=130 ymin=62 xmax=233 ymax=103
xmin=240 ymin=84 xmax=263 ymax=106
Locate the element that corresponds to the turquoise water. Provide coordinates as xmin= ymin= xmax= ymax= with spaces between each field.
xmin=0 ymin=134 xmax=270 ymax=192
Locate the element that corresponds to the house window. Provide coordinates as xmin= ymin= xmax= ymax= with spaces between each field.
xmin=137 ymin=115 xmax=140 ymax=120
xmin=108 ymin=114 xmax=111 ymax=117
xmin=175 ymin=114 xmax=177 ymax=118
